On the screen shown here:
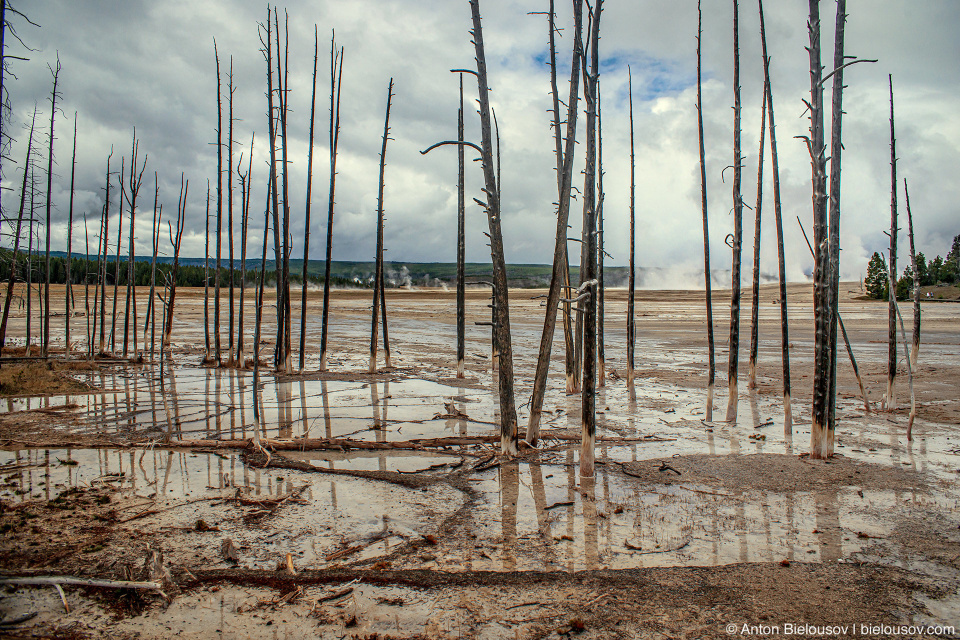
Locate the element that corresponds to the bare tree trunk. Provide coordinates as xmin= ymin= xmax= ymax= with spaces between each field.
xmin=42 ymin=58 xmax=60 ymax=358
xmin=470 ymin=0 xmax=519 ymax=455
xmin=696 ymin=1 xmax=715 ymax=418
xmin=255 ymin=173 xmax=272 ymax=370
xmin=65 ymin=112 xmax=77 ymax=355
xmin=627 ymin=66 xmax=636 ymax=387
xmin=825 ymin=0 xmax=847 ymax=435
xmin=380 ymin=268 xmax=390 ymax=367
xmin=83 ymin=213 xmax=91 ymax=359
xmin=370 ymin=79 xmax=394 ymax=374
xmin=725 ymin=0 xmax=743 ymax=423
xmin=145 ymin=175 xmax=159 ymax=361
xmin=260 ymin=12 xmax=282 ymax=369
xmin=456 ymin=71 xmax=466 ymax=378
xmin=526 ymin=0 xmax=583 ymax=442
xmin=110 ymin=158 xmax=124 ymax=356
xmin=319 ymin=34 xmax=343 ymax=371
xmin=26 ymin=176 xmax=34 ymax=356
xmin=214 ymin=40 xmax=223 ymax=365
xmin=237 ymin=134 xmax=254 ymax=367
xmin=122 ymin=129 xmax=145 ymax=360
xmin=203 ymin=181 xmax=212 ymax=362
xmin=886 ymin=74 xmax=898 ymax=410
xmin=162 ymin=176 xmax=187 ymax=350
xmin=596 ymin=81 xmax=605 ymax=388
xmin=758 ymin=0 xmax=791 ymax=432
xmin=299 ymin=27 xmax=319 ymax=371
xmin=277 ymin=10 xmax=293 ymax=375
xmin=748 ymin=89 xmax=767 ymax=390
xmin=886 ymin=260 xmax=915 ymax=439
xmin=227 ymin=57 xmax=236 ymax=367
xmin=98 ymin=151 xmax=112 ymax=356
xmin=0 ymin=107 xmax=35 ymax=350
xmin=580 ymin=0 xmax=602 ymax=476
xmin=904 ymin=179 xmax=919 ymax=371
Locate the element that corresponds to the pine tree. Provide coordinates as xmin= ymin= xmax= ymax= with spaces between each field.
xmin=865 ymin=252 xmax=888 ymax=300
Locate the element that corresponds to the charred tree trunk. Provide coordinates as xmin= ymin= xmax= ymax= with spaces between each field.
xmin=276 ymin=11 xmax=293 ymax=375
xmin=110 ymin=158 xmax=124 ymax=355
xmin=122 ymin=129 xmax=145 ymax=359
xmin=748 ymin=89 xmax=767 ymax=389
xmin=0 ymin=107 xmax=35 ymax=350
xmin=627 ymin=66 xmax=636 ymax=387
xmin=456 ymin=71 xmax=466 ymax=378
xmin=696 ymin=1 xmax=715 ymax=418
xmin=162 ymin=176 xmax=187 ymax=350
xmin=214 ymin=40 xmax=223 ymax=365
xmin=299 ymin=27 xmax=319 ymax=371
xmin=145 ymin=176 xmax=160 ymax=361
xmin=227 ymin=57 xmax=236 ymax=367
xmin=237 ymin=134 xmax=254 ymax=367
xmin=904 ymin=179 xmax=919 ymax=371
xmin=42 ymin=58 xmax=60 ymax=358
xmin=596 ymin=81 xmax=605 ymax=388
xmin=525 ymin=0 xmax=583 ymax=443
xmin=65 ymin=112 xmax=77 ymax=355
xmin=203 ymin=181 xmax=212 ymax=363
xmin=580 ymin=0 xmax=602 ymax=476
xmin=825 ymin=0 xmax=847 ymax=435
xmin=886 ymin=75 xmax=898 ymax=410
xmin=469 ymin=0 xmax=519 ymax=455
xmin=370 ymin=79 xmax=394 ymax=374
xmin=319 ymin=35 xmax=343 ymax=371
xmin=98 ymin=151 xmax=112 ymax=356
xmin=758 ymin=0 xmax=792 ymax=432
xmin=725 ymin=0 xmax=743 ymax=423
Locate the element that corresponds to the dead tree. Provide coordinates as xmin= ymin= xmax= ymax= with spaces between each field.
xmin=202 ymin=181 xmax=212 ymax=363
xmin=469 ymin=0 xmax=519 ymax=455
xmin=886 ymin=74 xmax=898 ymax=410
xmin=526 ymin=0 xmax=584 ymax=443
xmin=299 ymin=26 xmax=319 ymax=371
xmin=109 ymin=157 xmax=124 ymax=355
xmin=580 ymin=0 xmax=602 ymax=476
xmin=0 ymin=106 xmax=35 ymax=350
xmin=627 ymin=65 xmax=636 ymax=386
xmin=885 ymin=256 xmax=915 ymax=439
xmin=227 ymin=57 xmax=236 ymax=367
xmin=370 ymin=79 xmax=394 ymax=373
xmin=904 ymin=179 xmax=919 ymax=371
xmin=97 ymin=150 xmax=112 ymax=356
xmin=214 ymin=40 xmax=223 ymax=365
xmin=274 ymin=9 xmax=293 ymax=374
xmin=162 ymin=176 xmax=187 ymax=351
xmin=319 ymin=33 xmax=343 ymax=371
xmin=456 ymin=71 xmax=466 ymax=378
xmin=259 ymin=12 xmax=282 ymax=369
xmin=237 ymin=134 xmax=254 ymax=366
xmin=121 ymin=128 xmax=146 ymax=359
xmin=759 ymin=0 xmax=792 ymax=432
xmin=83 ymin=213 xmax=91 ymax=358
xmin=596 ymin=80 xmax=605 ymax=387
xmin=725 ymin=0 xmax=744 ymax=423
xmin=748 ymin=88 xmax=767 ymax=390
xmin=65 ymin=112 xmax=77 ymax=354
xmin=42 ymin=57 xmax=60 ymax=357
xmin=697 ymin=0 xmax=715 ymax=418
xmin=143 ymin=175 xmax=160 ymax=360
xmin=26 ymin=171 xmax=34 ymax=355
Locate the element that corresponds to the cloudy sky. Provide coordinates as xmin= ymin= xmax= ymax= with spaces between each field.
xmin=5 ymin=0 xmax=959 ymax=287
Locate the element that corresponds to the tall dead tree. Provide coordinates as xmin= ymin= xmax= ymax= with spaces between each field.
xmin=143 ymin=174 xmax=160 ymax=360
xmin=162 ymin=176 xmax=187 ymax=351
xmin=748 ymin=88 xmax=767 ymax=389
xmin=370 ymin=79 xmax=394 ymax=374
xmin=758 ymin=0 xmax=792 ymax=432
xmin=725 ymin=0 xmax=744 ymax=423
xmin=275 ymin=9 xmax=293 ymax=374
xmin=214 ymin=40 xmax=223 ymax=365
xmin=525 ymin=0 xmax=583 ymax=443
xmin=299 ymin=26 xmax=319 ymax=371
xmin=202 ymin=181 xmax=212 ymax=363
xmin=227 ymin=56 xmax=236 ymax=367
xmin=596 ymin=80 xmax=605 ymax=388
xmin=627 ymin=66 xmax=636 ymax=386
xmin=0 ymin=106 xmax=34 ymax=350
xmin=237 ymin=134 xmax=253 ymax=366
xmin=97 ymin=150 xmax=111 ymax=355
xmin=42 ymin=57 xmax=60 ymax=357
xmin=904 ymin=180 xmax=919 ymax=371
xmin=319 ymin=33 xmax=343 ymax=371
xmin=65 ymin=112 xmax=77 ymax=354
xmin=886 ymin=74 xmax=898 ymax=410
xmin=469 ymin=0 xmax=519 ymax=455
xmin=456 ymin=71 xmax=466 ymax=378
xmin=110 ymin=158 xmax=124 ymax=355
xmin=580 ymin=0 xmax=602 ymax=476
xmin=121 ymin=128 xmax=146 ymax=359
xmin=696 ymin=0 xmax=715 ymax=418
xmin=259 ymin=12 xmax=282 ymax=369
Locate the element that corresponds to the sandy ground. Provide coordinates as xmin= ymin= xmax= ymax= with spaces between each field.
xmin=0 ymin=282 xmax=958 ymax=639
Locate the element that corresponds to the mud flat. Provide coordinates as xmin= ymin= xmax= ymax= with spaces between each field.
xmin=0 ymin=283 xmax=958 ymax=639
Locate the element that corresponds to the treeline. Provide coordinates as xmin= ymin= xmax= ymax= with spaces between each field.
xmin=0 ymin=249 xmax=360 ymax=290
xmin=865 ymin=233 xmax=960 ymax=300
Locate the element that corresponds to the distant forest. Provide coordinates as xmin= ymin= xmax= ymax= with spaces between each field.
xmin=864 ymin=233 xmax=960 ymax=300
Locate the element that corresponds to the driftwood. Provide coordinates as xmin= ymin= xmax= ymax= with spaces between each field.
xmin=0 ymin=576 xmax=165 ymax=594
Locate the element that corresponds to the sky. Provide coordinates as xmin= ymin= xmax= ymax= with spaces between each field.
xmin=4 ymin=0 xmax=959 ymax=288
